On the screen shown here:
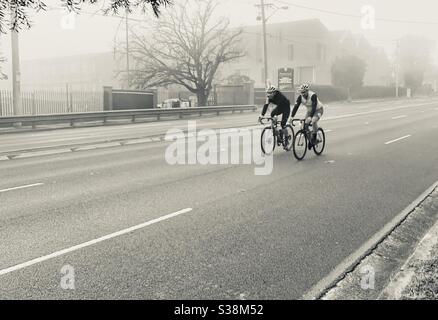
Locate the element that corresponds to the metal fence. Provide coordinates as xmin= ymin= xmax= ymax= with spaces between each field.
xmin=0 ymin=90 xmax=103 ymax=116
xmin=0 ymin=105 xmax=258 ymax=129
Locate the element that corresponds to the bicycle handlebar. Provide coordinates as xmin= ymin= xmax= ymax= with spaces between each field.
xmin=259 ymin=117 xmax=280 ymax=125
xmin=290 ymin=118 xmax=306 ymax=126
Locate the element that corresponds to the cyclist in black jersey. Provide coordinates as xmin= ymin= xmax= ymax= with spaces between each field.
xmin=258 ymin=86 xmax=291 ymax=139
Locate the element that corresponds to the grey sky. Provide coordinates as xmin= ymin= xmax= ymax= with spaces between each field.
xmin=0 ymin=0 xmax=438 ymax=62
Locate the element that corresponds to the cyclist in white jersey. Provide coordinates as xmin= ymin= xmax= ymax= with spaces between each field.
xmin=291 ymin=83 xmax=324 ymax=145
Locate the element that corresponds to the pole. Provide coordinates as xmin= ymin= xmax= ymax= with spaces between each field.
xmin=395 ymin=39 xmax=400 ymax=98
xmin=260 ymin=0 xmax=268 ymax=88
xmin=11 ymin=16 xmax=22 ymax=122
xmin=125 ymin=9 xmax=130 ymax=89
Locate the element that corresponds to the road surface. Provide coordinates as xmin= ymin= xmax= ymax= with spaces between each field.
xmin=0 ymin=97 xmax=437 ymax=299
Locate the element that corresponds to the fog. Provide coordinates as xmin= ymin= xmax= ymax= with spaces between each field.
xmin=1 ymin=0 xmax=437 ymax=91
xmin=1 ymin=0 xmax=437 ymax=59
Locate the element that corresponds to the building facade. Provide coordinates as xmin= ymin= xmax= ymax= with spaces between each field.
xmin=221 ymin=19 xmax=392 ymax=88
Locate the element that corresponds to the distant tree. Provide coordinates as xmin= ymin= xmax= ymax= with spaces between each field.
xmin=0 ymin=0 xmax=171 ymax=32
xmin=331 ymin=55 xmax=367 ymax=101
xmin=124 ymin=0 xmax=245 ymax=107
xmin=399 ymin=35 xmax=435 ymax=93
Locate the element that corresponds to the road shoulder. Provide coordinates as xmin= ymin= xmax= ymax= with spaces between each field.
xmin=320 ymin=185 xmax=438 ymax=300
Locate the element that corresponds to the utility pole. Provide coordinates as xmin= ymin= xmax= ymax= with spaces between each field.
xmin=255 ymin=2 xmax=288 ymax=88
xmin=11 ymin=12 xmax=22 ymax=123
xmin=125 ymin=9 xmax=130 ymax=89
xmin=395 ymin=39 xmax=400 ymax=98
xmin=260 ymin=0 xmax=268 ymax=88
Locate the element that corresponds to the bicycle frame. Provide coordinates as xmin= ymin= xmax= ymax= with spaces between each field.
xmin=291 ymin=119 xmax=313 ymax=140
xmin=260 ymin=117 xmax=283 ymax=142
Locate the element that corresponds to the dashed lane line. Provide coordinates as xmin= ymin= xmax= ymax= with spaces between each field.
xmin=0 ymin=208 xmax=193 ymax=276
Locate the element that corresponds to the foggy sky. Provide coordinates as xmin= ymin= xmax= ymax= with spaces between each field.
xmin=0 ymin=0 xmax=438 ymax=63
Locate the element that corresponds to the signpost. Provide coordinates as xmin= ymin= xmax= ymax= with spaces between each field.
xmin=278 ymin=67 xmax=294 ymax=102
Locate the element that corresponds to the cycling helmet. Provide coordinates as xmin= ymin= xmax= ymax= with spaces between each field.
xmin=266 ymin=86 xmax=277 ymax=94
xmin=299 ymin=83 xmax=309 ymax=93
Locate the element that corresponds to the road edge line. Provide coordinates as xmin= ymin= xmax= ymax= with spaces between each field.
xmin=301 ymin=180 xmax=438 ymax=300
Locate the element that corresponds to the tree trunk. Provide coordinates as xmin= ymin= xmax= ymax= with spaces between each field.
xmin=197 ymin=91 xmax=208 ymax=107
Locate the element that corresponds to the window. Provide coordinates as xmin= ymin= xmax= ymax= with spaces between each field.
xmin=288 ymin=44 xmax=294 ymax=61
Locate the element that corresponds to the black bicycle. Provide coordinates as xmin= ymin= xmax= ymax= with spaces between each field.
xmin=259 ymin=116 xmax=294 ymax=155
xmin=291 ymin=119 xmax=325 ymax=160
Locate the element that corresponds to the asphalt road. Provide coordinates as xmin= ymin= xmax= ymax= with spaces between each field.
xmin=0 ymin=97 xmax=437 ymax=299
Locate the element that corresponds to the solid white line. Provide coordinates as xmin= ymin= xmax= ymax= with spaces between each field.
xmin=391 ymin=115 xmax=407 ymax=120
xmin=0 ymin=183 xmax=44 ymax=194
xmin=325 ymin=129 xmax=333 ymax=133
xmin=0 ymin=208 xmax=193 ymax=277
xmin=385 ymin=135 xmax=411 ymax=145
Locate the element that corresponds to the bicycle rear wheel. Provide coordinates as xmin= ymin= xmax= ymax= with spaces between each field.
xmin=261 ymin=127 xmax=276 ymax=155
xmin=313 ymin=128 xmax=325 ymax=155
xmin=283 ymin=124 xmax=294 ymax=151
xmin=293 ymin=130 xmax=307 ymax=160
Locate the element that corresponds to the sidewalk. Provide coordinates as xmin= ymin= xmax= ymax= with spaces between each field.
xmin=320 ymin=185 xmax=438 ymax=300
xmin=379 ymin=219 xmax=438 ymax=299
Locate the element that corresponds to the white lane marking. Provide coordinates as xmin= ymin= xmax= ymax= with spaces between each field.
xmin=391 ymin=115 xmax=407 ymax=120
xmin=0 ymin=183 xmax=44 ymax=194
xmin=0 ymin=208 xmax=193 ymax=276
xmin=385 ymin=135 xmax=411 ymax=145
xmin=324 ymin=102 xmax=437 ymax=121
xmin=325 ymin=129 xmax=333 ymax=133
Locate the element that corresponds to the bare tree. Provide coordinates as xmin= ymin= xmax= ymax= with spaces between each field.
xmin=125 ymin=0 xmax=244 ymax=106
xmin=0 ymin=55 xmax=7 ymax=80
xmin=0 ymin=0 xmax=171 ymax=32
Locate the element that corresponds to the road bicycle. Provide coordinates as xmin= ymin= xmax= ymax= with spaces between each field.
xmin=259 ymin=116 xmax=294 ymax=155
xmin=291 ymin=119 xmax=325 ymax=160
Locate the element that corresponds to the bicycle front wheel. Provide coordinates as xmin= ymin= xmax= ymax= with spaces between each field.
xmin=261 ymin=127 xmax=276 ymax=155
xmin=313 ymin=128 xmax=325 ymax=155
xmin=293 ymin=130 xmax=307 ymax=160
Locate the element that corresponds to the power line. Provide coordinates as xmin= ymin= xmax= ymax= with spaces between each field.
xmin=274 ymin=0 xmax=438 ymax=25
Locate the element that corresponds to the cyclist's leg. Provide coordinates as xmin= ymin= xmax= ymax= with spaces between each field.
xmin=311 ymin=108 xmax=323 ymax=142
xmin=281 ymin=105 xmax=290 ymax=128
xmin=304 ymin=111 xmax=313 ymax=148
xmin=270 ymin=106 xmax=282 ymax=143
xmin=270 ymin=105 xmax=281 ymax=118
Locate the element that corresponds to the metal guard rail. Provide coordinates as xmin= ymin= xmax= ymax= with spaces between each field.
xmin=0 ymin=105 xmax=258 ymax=129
